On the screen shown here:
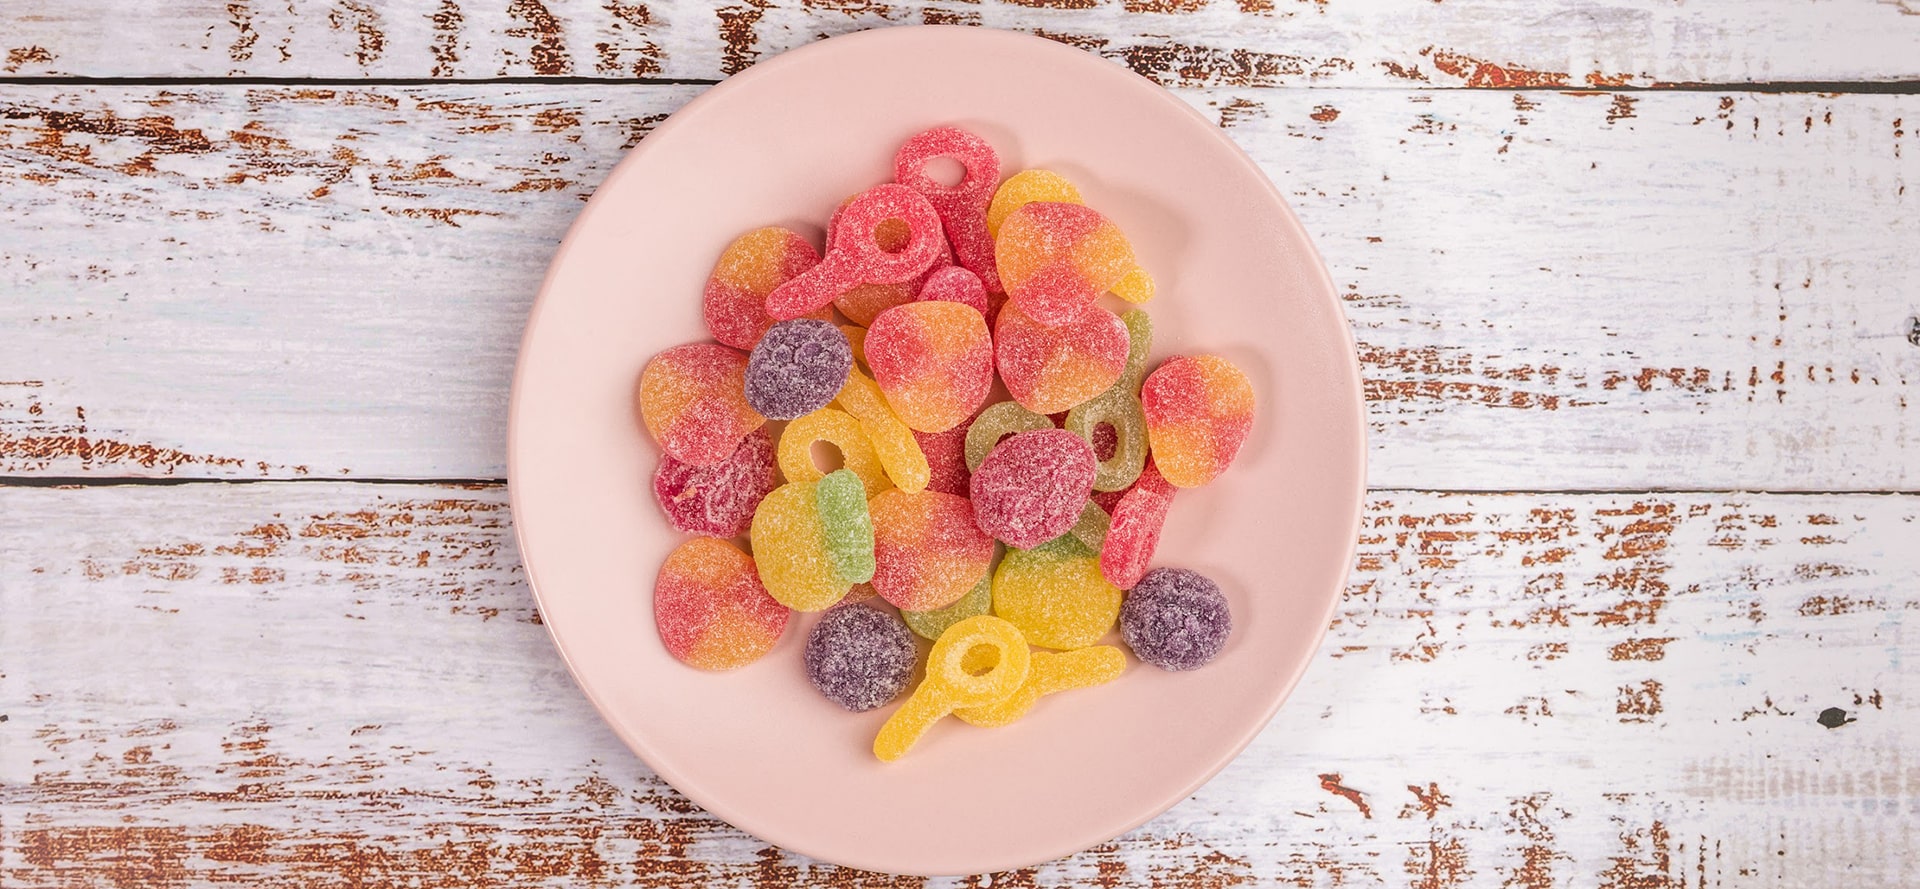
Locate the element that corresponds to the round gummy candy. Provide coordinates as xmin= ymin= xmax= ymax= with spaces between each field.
xmin=964 ymin=401 xmax=1055 ymax=472
xmin=1121 ymin=567 xmax=1231 ymax=671
xmin=804 ymin=604 xmax=918 ymax=712
xmin=970 ymin=428 xmax=1097 ymax=549
xmin=654 ymin=537 xmax=789 ymax=671
xmin=637 ymin=343 xmax=766 ymax=467
xmin=651 ymin=427 xmax=777 ymax=537
xmin=703 ymin=226 xmax=826 ymax=349
xmin=868 ymin=488 xmax=995 ymax=611
xmin=867 ymin=301 xmax=993 ymax=433
xmin=991 ymin=536 xmax=1122 ymax=650
xmin=901 ymin=573 xmax=991 ymax=641
xmin=995 ymin=301 xmax=1129 ymax=415
xmin=745 ymin=318 xmax=853 ymax=420
xmin=1140 ymin=354 xmax=1256 ymax=488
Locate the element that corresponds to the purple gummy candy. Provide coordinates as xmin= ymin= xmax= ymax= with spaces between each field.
xmin=744 ymin=319 xmax=853 ymax=420
xmin=651 ymin=428 xmax=777 ymax=537
xmin=803 ymin=604 xmax=918 ymax=712
xmin=1120 ymin=567 xmax=1231 ymax=671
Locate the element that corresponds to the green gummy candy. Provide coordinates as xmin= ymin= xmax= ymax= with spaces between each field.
xmin=1118 ymin=309 xmax=1153 ymax=393
xmin=815 ymin=468 xmax=876 ymax=584
xmin=1065 ymin=388 xmax=1148 ymax=492
xmin=901 ymin=573 xmax=993 ymax=641
xmin=964 ymin=401 xmax=1056 ymax=471
xmin=1069 ymin=500 xmax=1111 ymax=555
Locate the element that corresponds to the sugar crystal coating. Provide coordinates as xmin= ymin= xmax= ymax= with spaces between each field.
xmin=901 ymin=573 xmax=992 ymax=641
xmin=915 ymin=265 xmax=991 ymax=316
xmin=815 ymin=468 xmax=877 ymax=585
xmin=996 ymin=202 xmax=1154 ymax=326
xmin=777 ymin=408 xmax=891 ymax=499
xmin=970 ymin=429 xmax=1097 ymax=549
xmin=833 ymin=366 xmax=931 ymax=493
xmin=832 ymin=198 xmax=954 ymax=326
xmin=995 ymin=302 xmax=1129 ymax=414
xmin=954 ymin=645 xmax=1125 ymax=727
xmin=964 ymin=400 xmax=1055 ymax=472
xmin=894 ymin=126 xmax=1002 ymax=292
xmin=869 ymin=488 xmax=995 ymax=611
xmin=986 ymin=169 xmax=1083 ymax=240
xmin=768 ymin=183 xmax=944 ymax=320
xmin=638 ymin=343 xmax=765 ymax=467
xmin=750 ymin=479 xmax=851 ymax=611
xmin=1065 ymin=388 xmax=1148 ymax=492
xmin=804 ymin=604 xmax=918 ymax=712
xmin=867 ymin=300 xmax=993 ymax=433
xmin=912 ymin=410 xmax=975 ymax=496
xmin=1121 ymin=567 xmax=1231 ymax=671
xmin=991 ymin=536 xmax=1122 ymax=650
xmin=873 ymin=615 xmax=1031 ymax=761
xmin=654 ymin=537 xmax=789 ymax=670
xmin=652 ymin=427 xmax=777 ymax=537
xmin=1115 ymin=309 xmax=1154 ymax=393
xmin=1067 ymin=500 xmax=1111 ymax=555
xmin=703 ymin=227 xmax=826 ymax=349
xmin=1100 ymin=460 xmax=1177 ymax=589
xmin=744 ymin=319 xmax=853 ymax=420
xmin=1141 ymin=354 xmax=1256 ymax=488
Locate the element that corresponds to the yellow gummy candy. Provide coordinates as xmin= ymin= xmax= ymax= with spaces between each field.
xmin=749 ymin=480 xmax=849 ymax=612
xmin=954 ymin=645 xmax=1126 ymax=727
xmin=834 ymin=366 xmax=930 ymax=494
xmin=987 ymin=169 xmax=1084 ymax=240
xmin=873 ymin=615 xmax=1030 ymax=761
xmin=778 ymin=408 xmax=890 ymax=498
xmin=991 ymin=537 xmax=1122 ymax=650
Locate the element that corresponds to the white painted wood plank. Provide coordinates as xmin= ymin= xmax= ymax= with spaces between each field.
xmin=2 ymin=483 xmax=1914 ymax=885
xmin=3 ymin=85 xmax=1914 ymax=488
xmin=2 ymin=1 xmax=1918 ymax=87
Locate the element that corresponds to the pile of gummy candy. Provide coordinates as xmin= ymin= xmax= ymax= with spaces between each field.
xmin=639 ymin=126 xmax=1255 ymax=762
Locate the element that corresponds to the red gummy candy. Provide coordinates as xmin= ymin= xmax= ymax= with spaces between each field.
xmin=915 ymin=265 xmax=991 ymax=317
xmin=970 ymin=428 xmax=1097 ymax=549
xmin=767 ymin=184 xmax=944 ymax=321
xmin=912 ymin=412 xmax=975 ymax=496
xmin=1100 ymin=459 xmax=1177 ymax=589
xmin=895 ymin=126 xmax=1001 ymax=293
xmin=652 ymin=428 xmax=778 ymax=537
xmin=831 ymin=198 xmax=954 ymax=326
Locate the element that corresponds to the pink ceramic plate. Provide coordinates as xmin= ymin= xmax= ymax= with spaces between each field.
xmin=509 ymin=26 xmax=1364 ymax=876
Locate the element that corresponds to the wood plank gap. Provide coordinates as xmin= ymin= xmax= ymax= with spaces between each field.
xmin=2 ymin=77 xmax=1919 ymax=94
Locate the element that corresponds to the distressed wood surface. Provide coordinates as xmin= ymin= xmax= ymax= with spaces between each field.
xmin=3 ymin=85 xmax=1915 ymax=488
xmin=3 ymin=1 xmax=1920 ymax=87
xmin=1 ymin=483 xmax=1914 ymax=886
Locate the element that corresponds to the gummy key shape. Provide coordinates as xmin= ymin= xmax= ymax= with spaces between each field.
xmin=1065 ymin=387 xmax=1148 ymax=492
xmin=873 ymin=615 xmax=1031 ymax=761
xmin=996 ymin=201 xmax=1154 ymax=327
xmin=768 ymin=183 xmax=944 ymax=320
xmin=964 ymin=400 xmax=1055 ymax=472
xmin=971 ymin=428 xmax=1097 ymax=549
xmin=816 ymin=469 xmax=876 ymax=585
xmin=703 ymin=226 xmax=827 ymax=349
xmin=652 ymin=427 xmax=777 ymax=538
xmin=902 ymin=573 xmax=991 ymax=641
xmin=832 ymin=196 xmax=954 ymax=326
xmin=915 ymin=265 xmax=991 ymax=317
xmin=777 ymin=408 xmax=890 ymax=499
xmin=894 ymin=126 xmax=1002 ymax=293
xmin=750 ymin=478 xmax=853 ymax=611
xmin=834 ymin=366 xmax=931 ymax=494
xmin=867 ymin=300 xmax=993 ymax=433
xmin=869 ymin=488 xmax=995 ymax=611
xmin=986 ymin=169 xmax=1083 ymax=241
xmin=912 ymin=411 xmax=974 ymax=496
xmin=1122 ymin=567 xmax=1231 ymax=672
xmin=954 ymin=645 xmax=1126 ymax=727
xmin=1099 ymin=459 xmax=1177 ymax=589
xmin=995 ymin=301 xmax=1129 ymax=414
xmin=744 ymin=318 xmax=852 ymax=420
xmin=638 ymin=343 xmax=765 ymax=467
xmin=654 ymin=537 xmax=789 ymax=670
xmin=992 ymin=535 xmax=1123 ymax=650
xmin=1141 ymin=354 xmax=1256 ymax=488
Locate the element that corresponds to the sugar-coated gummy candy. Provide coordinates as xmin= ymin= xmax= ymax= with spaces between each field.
xmin=805 ymin=604 xmax=918 ymax=711
xmin=1065 ymin=388 xmax=1147 ymax=492
xmin=833 ymin=366 xmax=931 ymax=494
xmin=1141 ymin=355 xmax=1256 ymax=488
xmin=838 ymin=323 xmax=868 ymax=368
xmin=840 ymin=582 xmax=879 ymax=605
xmin=915 ymin=265 xmax=991 ymax=317
xmin=970 ymin=429 xmax=1097 ymax=549
xmin=912 ymin=413 xmax=974 ymax=496
xmin=894 ymin=126 xmax=1001 ymax=292
xmin=833 ymin=201 xmax=954 ymax=326
xmin=964 ymin=400 xmax=1055 ymax=472
xmin=901 ymin=573 xmax=991 ymax=641
xmin=777 ymin=408 xmax=890 ymax=499
xmin=768 ymin=183 xmax=944 ymax=320
xmin=638 ymin=343 xmax=766 ymax=467
xmin=815 ymin=469 xmax=876 ymax=585
xmin=654 ymin=537 xmax=789 ymax=671
xmin=991 ymin=536 xmax=1123 ymax=650
xmin=995 ymin=302 xmax=1129 ymax=414
xmin=652 ymin=427 xmax=777 ymax=538
xmin=874 ymin=615 xmax=1031 ymax=761
xmin=1099 ymin=460 xmax=1177 ymax=589
xmin=744 ymin=318 xmax=853 ymax=420
xmin=1121 ymin=567 xmax=1231 ymax=671
xmin=868 ymin=488 xmax=995 ymax=611
xmin=1090 ymin=487 xmax=1126 ymax=516
xmin=986 ymin=169 xmax=1083 ymax=241
xmin=867 ymin=301 xmax=994 ymax=433
xmin=954 ymin=645 xmax=1126 ymax=727
xmin=1067 ymin=500 xmax=1111 ymax=555
xmin=996 ymin=202 xmax=1154 ymax=327
xmin=750 ymin=479 xmax=852 ymax=611
xmin=703 ymin=227 xmax=826 ymax=349
xmin=1115 ymin=309 xmax=1154 ymax=394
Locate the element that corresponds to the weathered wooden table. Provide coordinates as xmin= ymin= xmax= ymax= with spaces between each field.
xmin=3 ymin=3 xmax=1917 ymax=886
